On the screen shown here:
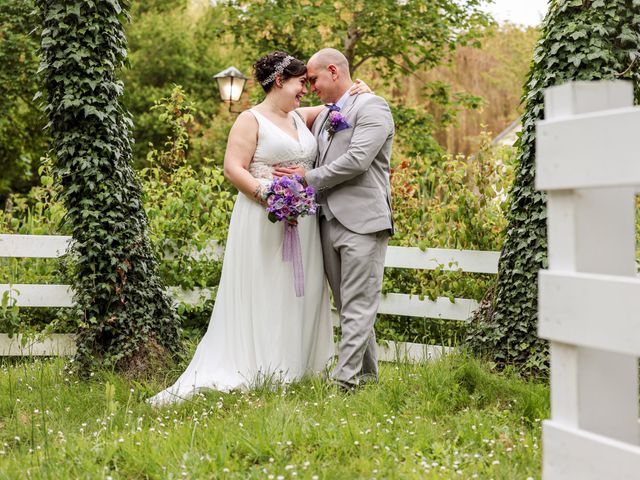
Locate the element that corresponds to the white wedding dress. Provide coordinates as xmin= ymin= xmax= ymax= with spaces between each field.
xmin=148 ymin=110 xmax=334 ymax=406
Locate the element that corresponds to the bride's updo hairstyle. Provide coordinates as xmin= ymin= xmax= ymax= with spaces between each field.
xmin=254 ymin=51 xmax=307 ymax=93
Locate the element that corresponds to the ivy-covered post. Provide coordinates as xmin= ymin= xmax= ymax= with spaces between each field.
xmin=37 ymin=0 xmax=181 ymax=373
xmin=466 ymin=0 xmax=640 ymax=373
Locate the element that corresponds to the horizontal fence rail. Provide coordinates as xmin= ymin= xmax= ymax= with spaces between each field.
xmin=377 ymin=293 xmax=478 ymax=321
xmin=0 ymin=234 xmax=71 ymax=258
xmin=0 ymin=234 xmax=499 ymax=359
xmin=385 ymin=246 xmax=499 ymax=274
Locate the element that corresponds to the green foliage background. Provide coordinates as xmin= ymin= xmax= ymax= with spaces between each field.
xmin=0 ymin=1 xmax=49 ymax=200
xmin=122 ymin=1 xmax=240 ymax=168
xmin=466 ymin=0 xmax=640 ymax=373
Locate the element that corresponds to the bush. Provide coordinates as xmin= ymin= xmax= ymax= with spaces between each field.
xmin=379 ymin=133 xmax=515 ymax=345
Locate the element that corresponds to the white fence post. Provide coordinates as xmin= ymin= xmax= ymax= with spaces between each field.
xmin=537 ymin=80 xmax=640 ymax=478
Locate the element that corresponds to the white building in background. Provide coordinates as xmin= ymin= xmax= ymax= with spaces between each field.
xmin=491 ymin=118 xmax=523 ymax=148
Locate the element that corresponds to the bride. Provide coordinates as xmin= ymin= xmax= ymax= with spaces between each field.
xmin=148 ymin=51 xmax=370 ymax=406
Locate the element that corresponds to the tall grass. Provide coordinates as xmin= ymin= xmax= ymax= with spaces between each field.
xmin=0 ymin=353 xmax=547 ymax=479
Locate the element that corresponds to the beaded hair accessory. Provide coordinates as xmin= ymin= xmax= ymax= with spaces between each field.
xmin=260 ymin=55 xmax=295 ymax=86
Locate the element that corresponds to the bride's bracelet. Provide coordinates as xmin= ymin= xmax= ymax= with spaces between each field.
xmin=252 ymin=184 xmax=268 ymax=204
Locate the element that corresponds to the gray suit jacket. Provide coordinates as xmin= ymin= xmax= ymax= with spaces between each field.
xmin=306 ymin=93 xmax=395 ymax=235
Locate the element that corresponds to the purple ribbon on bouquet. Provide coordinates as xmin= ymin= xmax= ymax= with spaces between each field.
xmin=283 ymin=222 xmax=304 ymax=297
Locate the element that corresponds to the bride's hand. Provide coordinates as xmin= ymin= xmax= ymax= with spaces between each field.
xmin=273 ymin=166 xmax=306 ymax=178
xmin=349 ymin=79 xmax=374 ymax=95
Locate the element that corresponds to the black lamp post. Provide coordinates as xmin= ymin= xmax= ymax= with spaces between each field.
xmin=213 ymin=66 xmax=248 ymax=113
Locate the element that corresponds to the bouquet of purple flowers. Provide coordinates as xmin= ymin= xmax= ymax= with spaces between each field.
xmin=265 ymin=175 xmax=318 ymax=297
xmin=265 ymin=175 xmax=317 ymax=224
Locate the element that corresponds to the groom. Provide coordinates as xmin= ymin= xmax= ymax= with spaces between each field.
xmin=276 ymin=48 xmax=394 ymax=390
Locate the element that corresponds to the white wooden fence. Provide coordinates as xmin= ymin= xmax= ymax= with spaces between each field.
xmin=0 ymin=233 xmax=499 ymax=361
xmin=536 ymin=80 xmax=640 ymax=479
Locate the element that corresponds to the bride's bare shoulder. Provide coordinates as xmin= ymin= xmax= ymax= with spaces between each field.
xmin=230 ymin=110 xmax=258 ymax=132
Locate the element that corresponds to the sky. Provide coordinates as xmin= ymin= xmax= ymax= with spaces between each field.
xmin=484 ymin=0 xmax=549 ymax=26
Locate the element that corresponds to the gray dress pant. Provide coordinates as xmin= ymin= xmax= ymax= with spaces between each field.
xmin=319 ymin=216 xmax=389 ymax=387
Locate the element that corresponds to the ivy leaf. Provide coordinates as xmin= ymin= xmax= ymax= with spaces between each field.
xmin=105 ymin=0 xmax=122 ymax=15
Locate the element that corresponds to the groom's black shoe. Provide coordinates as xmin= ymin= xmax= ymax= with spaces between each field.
xmin=358 ymin=373 xmax=378 ymax=386
xmin=328 ymin=379 xmax=357 ymax=393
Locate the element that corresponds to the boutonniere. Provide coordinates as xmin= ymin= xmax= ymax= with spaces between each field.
xmin=324 ymin=104 xmax=351 ymax=138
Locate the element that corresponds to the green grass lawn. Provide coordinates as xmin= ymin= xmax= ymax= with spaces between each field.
xmin=0 ymin=353 xmax=548 ymax=479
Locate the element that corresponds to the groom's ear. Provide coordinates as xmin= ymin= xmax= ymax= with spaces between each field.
xmin=327 ymin=64 xmax=339 ymax=80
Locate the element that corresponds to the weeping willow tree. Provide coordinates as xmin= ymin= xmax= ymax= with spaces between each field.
xmin=37 ymin=0 xmax=182 ymax=374
xmin=467 ymin=0 xmax=640 ymax=373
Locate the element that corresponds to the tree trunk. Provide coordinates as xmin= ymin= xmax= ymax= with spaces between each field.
xmin=38 ymin=0 xmax=182 ymax=375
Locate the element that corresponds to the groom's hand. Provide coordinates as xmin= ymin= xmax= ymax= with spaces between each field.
xmin=273 ymin=166 xmax=306 ymax=178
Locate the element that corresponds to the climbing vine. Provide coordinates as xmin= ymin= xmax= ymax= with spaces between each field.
xmin=37 ymin=0 xmax=181 ymax=373
xmin=466 ymin=0 xmax=640 ymax=374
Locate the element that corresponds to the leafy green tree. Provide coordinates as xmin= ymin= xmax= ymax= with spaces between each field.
xmin=122 ymin=3 xmax=241 ymax=168
xmin=129 ymin=0 xmax=183 ymax=16
xmin=466 ymin=0 xmax=640 ymax=373
xmin=223 ymin=0 xmax=491 ymax=77
xmin=0 ymin=0 xmax=48 ymax=201
xmin=37 ymin=0 xmax=181 ymax=374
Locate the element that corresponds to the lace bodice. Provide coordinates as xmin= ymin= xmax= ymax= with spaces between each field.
xmin=248 ymin=109 xmax=317 ymax=181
